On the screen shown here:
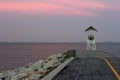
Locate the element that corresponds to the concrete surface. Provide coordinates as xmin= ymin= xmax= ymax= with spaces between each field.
xmin=52 ymin=50 xmax=120 ymax=80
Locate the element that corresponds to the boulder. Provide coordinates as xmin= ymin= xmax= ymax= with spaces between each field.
xmin=14 ymin=67 xmax=32 ymax=73
xmin=29 ymin=60 xmax=44 ymax=71
xmin=43 ymin=57 xmax=59 ymax=70
xmin=0 ymin=53 xmax=67 ymax=80
xmin=11 ymin=73 xmax=27 ymax=80
xmin=28 ymin=74 xmax=42 ymax=80
xmin=47 ymin=54 xmax=57 ymax=60
xmin=0 ymin=71 xmax=17 ymax=80
xmin=0 ymin=73 xmax=8 ymax=80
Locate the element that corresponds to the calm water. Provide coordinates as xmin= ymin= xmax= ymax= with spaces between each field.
xmin=0 ymin=42 xmax=120 ymax=71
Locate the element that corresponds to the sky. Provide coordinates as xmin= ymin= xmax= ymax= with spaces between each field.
xmin=0 ymin=0 xmax=120 ymax=42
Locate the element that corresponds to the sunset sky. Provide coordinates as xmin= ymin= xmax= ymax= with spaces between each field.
xmin=0 ymin=0 xmax=120 ymax=42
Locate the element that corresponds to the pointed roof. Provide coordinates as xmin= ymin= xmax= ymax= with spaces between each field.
xmin=85 ymin=26 xmax=98 ymax=31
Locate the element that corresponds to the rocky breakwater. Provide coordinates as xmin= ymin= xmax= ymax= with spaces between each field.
xmin=0 ymin=50 xmax=75 ymax=80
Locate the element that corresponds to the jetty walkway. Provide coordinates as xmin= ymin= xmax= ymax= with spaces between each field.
xmin=52 ymin=50 xmax=120 ymax=80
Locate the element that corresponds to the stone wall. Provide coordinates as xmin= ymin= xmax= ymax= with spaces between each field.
xmin=0 ymin=50 xmax=75 ymax=80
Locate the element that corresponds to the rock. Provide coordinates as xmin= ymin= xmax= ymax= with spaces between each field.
xmin=25 ymin=63 xmax=33 ymax=68
xmin=29 ymin=60 xmax=44 ymax=71
xmin=0 ymin=71 xmax=17 ymax=80
xmin=47 ymin=54 xmax=57 ymax=60
xmin=0 ymin=53 xmax=67 ymax=80
xmin=14 ymin=67 xmax=32 ymax=73
xmin=57 ymin=54 xmax=66 ymax=63
xmin=11 ymin=73 xmax=27 ymax=80
xmin=0 ymin=73 xmax=8 ymax=80
xmin=28 ymin=74 xmax=42 ymax=80
xmin=7 ymin=71 xmax=17 ymax=79
xmin=56 ymin=53 xmax=64 ymax=58
xmin=43 ymin=57 xmax=59 ymax=70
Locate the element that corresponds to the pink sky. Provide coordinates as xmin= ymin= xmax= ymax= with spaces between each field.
xmin=0 ymin=0 xmax=118 ymax=16
xmin=0 ymin=0 xmax=120 ymax=42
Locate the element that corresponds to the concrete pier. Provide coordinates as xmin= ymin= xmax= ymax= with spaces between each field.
xmin=52 ymin=50 xmax=120 ymax=80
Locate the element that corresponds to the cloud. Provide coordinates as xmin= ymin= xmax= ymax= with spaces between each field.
xmin=51 ymin=0 xmax=110 ymax=9
xmin=0 ymin=0 xmax=119 ymax=16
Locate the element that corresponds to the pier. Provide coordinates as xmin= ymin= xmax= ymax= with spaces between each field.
xmin=0 ymin=50 xmax=120 ymax=80
xmin=51 ymin=27 xmax=120 ymax=80
xmin=52 ymin=50 xmax=120 ymax=80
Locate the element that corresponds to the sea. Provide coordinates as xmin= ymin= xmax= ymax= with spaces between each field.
xmin=0 ymin=42 xmax=120 ymax=71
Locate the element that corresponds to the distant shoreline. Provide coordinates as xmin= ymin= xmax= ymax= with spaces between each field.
xmin=0 ymin=42 xmax=120 ymax=44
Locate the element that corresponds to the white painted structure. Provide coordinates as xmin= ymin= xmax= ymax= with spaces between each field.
xmin=85 ymin=26 xmax=98 ymax=50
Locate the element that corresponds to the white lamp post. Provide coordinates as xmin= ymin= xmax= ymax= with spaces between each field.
xmin=85 ymin=26 xmax=98 ymax=50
